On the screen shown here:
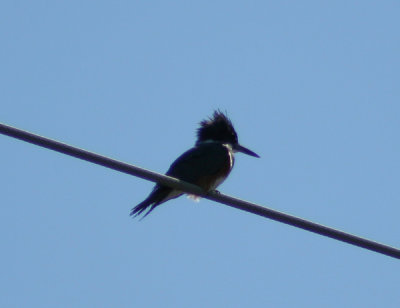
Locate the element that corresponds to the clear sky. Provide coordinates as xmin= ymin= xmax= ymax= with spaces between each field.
xmin=1 ymin=1 xmax=400 ymax=307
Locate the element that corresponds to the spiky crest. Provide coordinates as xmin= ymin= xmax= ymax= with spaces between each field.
xmin=196 ymin=110 xmax=238 ymax=145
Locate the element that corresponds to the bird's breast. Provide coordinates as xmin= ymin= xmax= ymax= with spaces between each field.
xmin=197 ymin=144 xmax=234 ymax=191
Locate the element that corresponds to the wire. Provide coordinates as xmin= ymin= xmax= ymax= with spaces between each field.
xmin=1 ymin=122 xmax=399 ymax=260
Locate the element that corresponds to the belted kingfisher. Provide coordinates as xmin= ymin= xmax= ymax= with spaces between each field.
xmin=131 ymin=110 xmax=259 ymax=218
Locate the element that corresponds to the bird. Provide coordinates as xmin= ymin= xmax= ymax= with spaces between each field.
xmin=130 ymin=110 xmax=260 ymax=218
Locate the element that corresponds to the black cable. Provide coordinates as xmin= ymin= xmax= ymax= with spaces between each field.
xmin=1 ymin=122 xmax=399 ymax=260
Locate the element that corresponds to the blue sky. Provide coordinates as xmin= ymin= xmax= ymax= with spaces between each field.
xmin=1 ymin=1 xmax=400 ymax=307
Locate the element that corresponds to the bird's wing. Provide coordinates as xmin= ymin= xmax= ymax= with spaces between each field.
xmin=131 ymin=143 xmax=231 ymax=217
xmin=166 ymin=143 xmax=232 ymax=189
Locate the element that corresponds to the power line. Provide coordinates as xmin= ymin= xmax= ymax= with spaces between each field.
xmin=1 ymin=122 xmax=399 ymax=260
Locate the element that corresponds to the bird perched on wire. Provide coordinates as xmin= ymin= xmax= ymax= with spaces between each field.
xmin=131 ymin=110 xmax=259 ymax=218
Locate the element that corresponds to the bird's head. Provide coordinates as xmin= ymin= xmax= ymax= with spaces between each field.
xmin=196 ymin=110 xmax=260 ymax=158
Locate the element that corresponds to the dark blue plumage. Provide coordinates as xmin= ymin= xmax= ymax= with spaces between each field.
xmin=131 ymin=110 xmax=259 ymax=218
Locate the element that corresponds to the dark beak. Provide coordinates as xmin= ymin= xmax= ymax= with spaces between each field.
xmin=234 ymin=144 xmax=260 ymax=158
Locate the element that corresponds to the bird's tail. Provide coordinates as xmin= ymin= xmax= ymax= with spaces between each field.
xmin=130 ymin=195 xmax=158 ymax=218
xmin=130 ymin=187 xmax=176 ymax=219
